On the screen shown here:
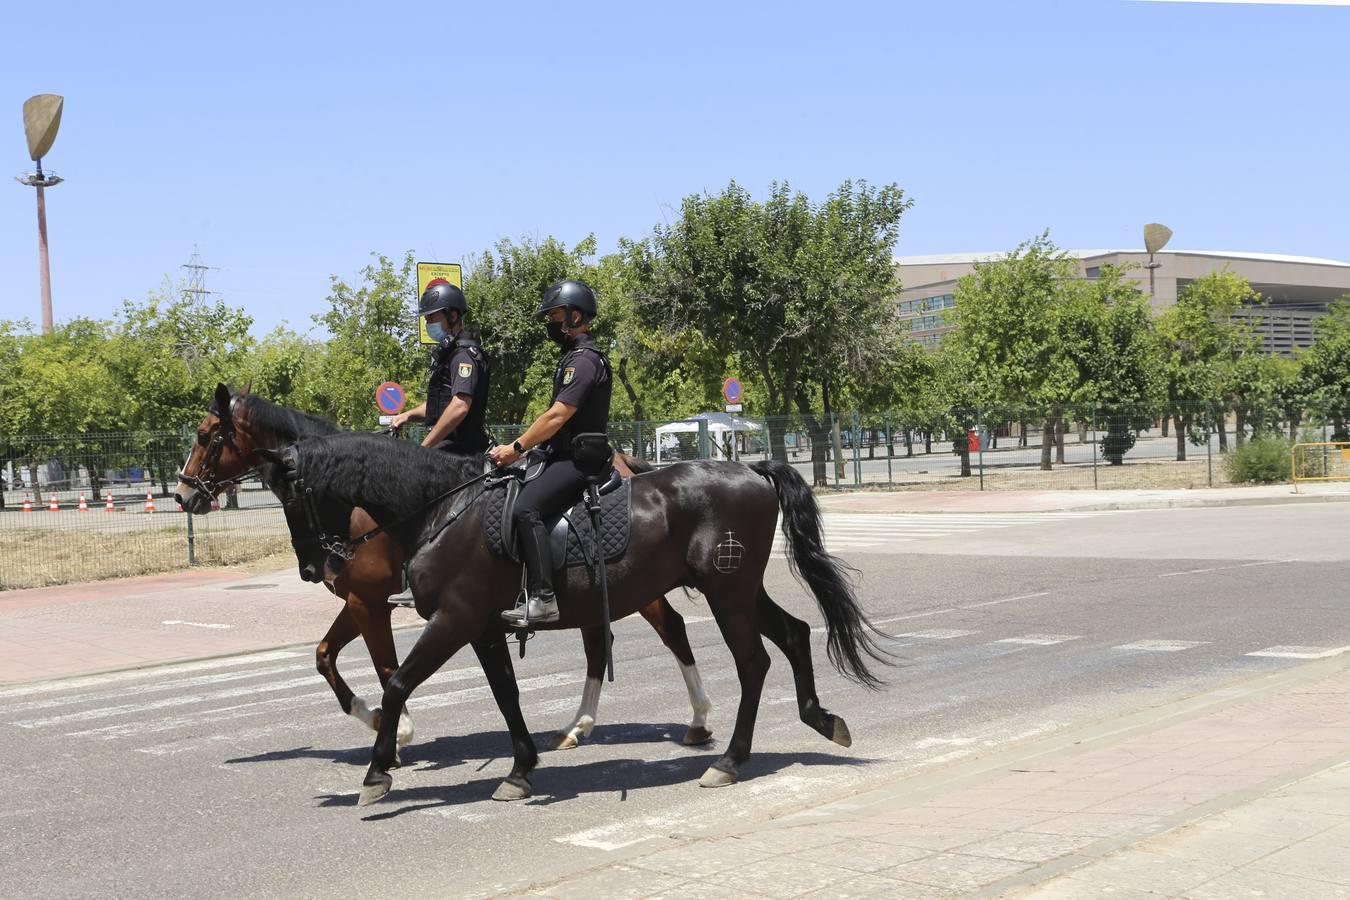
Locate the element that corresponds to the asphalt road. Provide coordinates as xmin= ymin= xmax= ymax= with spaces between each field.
xmin=3 ymin=503 xmax=1349 ymax=898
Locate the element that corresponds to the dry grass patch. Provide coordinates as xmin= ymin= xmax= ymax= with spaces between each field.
xmin=0 ymin=526 xmax=291 ymax=591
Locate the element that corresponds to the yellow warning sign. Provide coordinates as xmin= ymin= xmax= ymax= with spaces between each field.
xmin=416 ymin=261 xmax=464 ymax=345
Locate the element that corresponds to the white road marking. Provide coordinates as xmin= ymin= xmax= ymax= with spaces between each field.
xmin=1114 ymin=640 xmax=1209 ymax=653
xmin=1158 ymin=559 xmax=1299 ymax=578
xmin=870 ymin=591 xmax=1054 ymax=629
xmin=1246 ymin=645 xmax=1350 ymax=660
xmin=963 ymin=591 xmax=1051 ymax=609
xmin=0 ymin=662 xmax=312 ymax=714
xmin=896 ymin=629 xmax=979 ymax=640
xmin=0 ymin=650 xmax=305 ymax=701
xmin=994 ymin=634 xmax=1082 ymax=646
xmin=161 ymin=620 xmax=233 ymax=629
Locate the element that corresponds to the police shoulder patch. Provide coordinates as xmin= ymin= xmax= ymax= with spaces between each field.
xmin=458 ymin=363 xmax=473 ymax=378
xmin=562 ymin=367 xmax=576 ymax=385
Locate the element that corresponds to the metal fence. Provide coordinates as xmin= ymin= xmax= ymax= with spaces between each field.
xmin=1 ymin=401 xmax=1339 ymax=589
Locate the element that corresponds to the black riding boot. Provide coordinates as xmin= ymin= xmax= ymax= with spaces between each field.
xmin=502 ymin=516 xmax=560 ymax=626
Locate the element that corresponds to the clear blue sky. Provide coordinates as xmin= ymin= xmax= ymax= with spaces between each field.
xmin=2 ymin=0 xmax=1346 ymax=337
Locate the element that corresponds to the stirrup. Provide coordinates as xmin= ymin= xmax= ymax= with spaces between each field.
xmin=501 ymin=593 xmax=559 ymax=627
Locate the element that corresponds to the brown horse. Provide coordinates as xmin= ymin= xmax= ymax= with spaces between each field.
xmin=175 ymin=384 xmax=713 ymax=752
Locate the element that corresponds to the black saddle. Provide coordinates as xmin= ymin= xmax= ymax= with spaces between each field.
xmin=484 ymin=468 xmax=631 ymax=570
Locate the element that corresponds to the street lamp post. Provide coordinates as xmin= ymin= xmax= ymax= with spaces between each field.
xmin=15 ymin=94 xmax=65 ymax=334
xmin=1143 ymin=222 xmax=1173 ymax=302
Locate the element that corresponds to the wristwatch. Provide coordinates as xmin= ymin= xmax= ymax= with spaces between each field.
xmin=512 ymin=440 xmax=525 ymax=454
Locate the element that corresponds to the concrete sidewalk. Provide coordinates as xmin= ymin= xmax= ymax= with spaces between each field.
xmin=515 ymin=653 xmax=1350 ymax=899
xmin=0 ymin=566 xmax=423 ymax=684
xmin=819 ymin=482 xmax=1350 ymax=514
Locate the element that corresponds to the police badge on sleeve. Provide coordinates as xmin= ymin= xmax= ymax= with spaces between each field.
xmin=458 ymin=363 xmax=473 ymax=378
xmin=563 ymin=367 xmax=576 ymax=385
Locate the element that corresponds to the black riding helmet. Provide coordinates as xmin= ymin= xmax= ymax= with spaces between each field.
xmin=419 ymin=280 xmax=468 ymax=319
xmin=537 ymin=279 xmax=597 ymax=324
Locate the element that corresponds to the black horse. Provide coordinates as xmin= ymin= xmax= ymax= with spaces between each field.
xmin=260 ymin=432 xmax=889 ymax=806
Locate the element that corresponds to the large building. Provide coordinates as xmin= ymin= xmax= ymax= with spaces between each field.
xmin=896 ymin=250 xmax=1350 ymax=354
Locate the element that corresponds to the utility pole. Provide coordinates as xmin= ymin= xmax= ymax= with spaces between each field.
xmin=181 ymin=245 xmax=216 ymax=303
xmin=16 ymin=95 xmax=65 ymax=334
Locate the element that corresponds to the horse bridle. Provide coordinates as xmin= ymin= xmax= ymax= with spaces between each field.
xmin=178 ymin=398 xmax=261 ymax=496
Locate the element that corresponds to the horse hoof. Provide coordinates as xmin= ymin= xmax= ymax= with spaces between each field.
xmin=699 ymin=764 xmax=737 ymax=788
xmin=831 ymin=717 xmax=853 ymax=748
xmin=550 ymin=732 xmax=579 ymax=751
xmin=682 ymin=726 xmax=714 ymax=746
xmin=396 ymin=714 xmax=414 ymax=747
xmin=357 ymin=773 xmax=392 ymax=807
xmin=492 ymin=775 xmax=532 ymax=802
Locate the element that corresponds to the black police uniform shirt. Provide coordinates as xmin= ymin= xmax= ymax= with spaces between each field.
xmin=425 ymin=334 xmax=492 ymax=453
xmin=544 ymin=333 xmax=611 ymax=460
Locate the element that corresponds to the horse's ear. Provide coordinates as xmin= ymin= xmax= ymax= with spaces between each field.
xmin=214 ymin=383 xmax=232 ymax=416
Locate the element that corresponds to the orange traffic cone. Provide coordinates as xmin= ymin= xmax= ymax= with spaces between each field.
xmin=22 ymin=496 xmax=32 ymax=512
xmin=77 ymin=494 xmax=89 ymax=512
xmin=144 ymin=492 xmax=156 ymax=513
xmin=48 ymin=493 xmax=59 ymax=512
xmin=104 ymin=495 xmax=115 ymax=512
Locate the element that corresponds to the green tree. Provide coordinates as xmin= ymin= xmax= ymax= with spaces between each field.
xmin=629 ymin=179 xmax=910 ymax=484
xmin=1055 ymin=266 xmax=1161 ymax=464
xmin=310 ymin=252 xmax=422 ymax=427
xmin=949 ymin=232 xmax=1081 ymax=471
xmin=1296 ymin=297 xmax=1350 ymax=438
xmin=463 ymin=236 xmax=596 ymax=425
xmin=1156 ymin=270 xmax=1256 ymax=461
xmin=104 ymin=288 xmax=256 ymax=431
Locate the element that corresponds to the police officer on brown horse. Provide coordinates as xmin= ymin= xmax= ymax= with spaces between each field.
xmin=392 ymin=280 xmax=492 ymax=455
xmin=488 ymin=279 xmax=611 ymax=625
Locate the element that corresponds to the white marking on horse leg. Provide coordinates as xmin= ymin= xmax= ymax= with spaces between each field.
xmin=349 ymin=696 xmax=379 ymax=731
xmin=680 ymin=662 xmax=712 ymax=729
xmin=396 ymin=710 xmax=414 ymax=747
xmin=553 ymin=676 xmax=602 ymax=749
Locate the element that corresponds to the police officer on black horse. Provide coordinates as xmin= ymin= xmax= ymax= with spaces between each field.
xmin=392 ymin=279 xmax=492 ymax=455
xmin=488 ymin=279 xmax=611 ymax=626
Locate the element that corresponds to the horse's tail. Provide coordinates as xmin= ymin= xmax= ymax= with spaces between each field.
xmin=750 ymin=460 xmax=890 ymax=690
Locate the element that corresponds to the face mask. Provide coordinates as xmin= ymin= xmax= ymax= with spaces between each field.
xmin=426 ymin=321 xmax=448 ymax=343
xmin=546 ymin=321 xmax=568 ymax=345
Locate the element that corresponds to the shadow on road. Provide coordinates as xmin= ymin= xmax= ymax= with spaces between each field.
xmin=221 ymin=720 xmax=708 ymax=771
xmin=296 ymin=722 xmax=878 ymax=819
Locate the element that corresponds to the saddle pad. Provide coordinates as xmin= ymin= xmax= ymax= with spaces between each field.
xmin=484 ymin=478 xmax=632 ymax=569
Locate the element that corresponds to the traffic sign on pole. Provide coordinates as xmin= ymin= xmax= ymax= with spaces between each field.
xmin=376 ymin=382 xmax=406 ymax=415
xmin=722 ymin=377 xmax=743 ymax=405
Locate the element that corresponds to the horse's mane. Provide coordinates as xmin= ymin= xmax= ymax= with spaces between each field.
xmin=237 ymin=393 xmax=341 ymax=441
xmin=296 ymin=432 xmax=484 ymax=531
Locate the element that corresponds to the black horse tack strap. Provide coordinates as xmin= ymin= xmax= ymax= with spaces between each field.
xmin=483 ymin=478 xmax=632 ymax=569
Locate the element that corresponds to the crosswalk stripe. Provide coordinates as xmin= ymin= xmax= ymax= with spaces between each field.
xmin=1115 ymin=640 xmax=1209 ymax=653
xmin=1246 ymin=645 xmax=1350 ymax=660
xmin=0 ymin=662 xmax=312 ymax=715
xmin=994 ymin=634 xmax=1082 ymax=646
xmin=0 ymin=650 xmax=306 ymax=702
xmin=896 ymin=629 xmax=979 ymax=640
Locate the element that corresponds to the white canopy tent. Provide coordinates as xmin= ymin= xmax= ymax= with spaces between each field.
xmin=654 ymin=412 xmax=763 ymax=463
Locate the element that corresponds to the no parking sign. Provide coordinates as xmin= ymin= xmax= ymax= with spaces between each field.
xmin=376 ymin=382 xmax=406 ymax=416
